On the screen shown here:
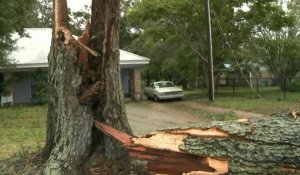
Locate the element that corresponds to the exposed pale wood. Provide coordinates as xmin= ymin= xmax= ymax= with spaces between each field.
xmin=54 ymin=0 xmax=69 ymax=32
xmin=94 ymin=120 xmax=229 ymax=175
xmin=169 ymin=128 xmax=229 ymax=138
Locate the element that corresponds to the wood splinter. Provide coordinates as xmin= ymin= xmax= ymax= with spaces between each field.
xmin=77 ymin=41 xmax=100 ymax=57
xmin=290 ymin=108 xmax=298 ymax=119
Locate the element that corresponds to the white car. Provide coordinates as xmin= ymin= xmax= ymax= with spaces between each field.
xmin=145 ymin=81 xmax=184 ymax=101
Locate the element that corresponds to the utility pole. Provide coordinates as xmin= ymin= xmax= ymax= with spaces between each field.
xmin=195 ymin=57 xmax=199 ymax=91
xmin=205 ymin=0 xmax=215 ymax=101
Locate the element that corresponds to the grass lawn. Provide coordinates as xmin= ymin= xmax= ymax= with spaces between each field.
xmin=0 ymin=88 xmax=299 ymax=160
xmin=0 ymin=105 xmax=47 ymax=160
xmin=185 ymin=87 xmax=300 ymax=115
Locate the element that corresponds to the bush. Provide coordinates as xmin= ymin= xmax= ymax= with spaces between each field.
xmin=288 ymin=80 xmax=300 ymax=92
xmin=31 ymin=69 xmax=48 ymax=103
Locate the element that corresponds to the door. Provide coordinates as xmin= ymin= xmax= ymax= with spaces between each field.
xmin=12 ymin=72 xmax=32 ymax=103
xmin=121 ymin=69 xmax=130 ymax=97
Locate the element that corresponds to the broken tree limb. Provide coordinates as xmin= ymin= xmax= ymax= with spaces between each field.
xmin=54 ymin=0 xmax=100 ymax=57
xmin=77 ymin=41 xmax=100 ymax=57
xmin=77 ymin=20 xmax=101 ymax=58
xmin=94 ymin=114 xmax=300 ymax=174
xmin=94 ymin=120 xmax=227 ymax=174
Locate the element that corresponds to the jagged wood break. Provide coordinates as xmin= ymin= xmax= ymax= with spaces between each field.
xmin=55 ymin=0 xmax=99 ymax=55
xmin=95 ymin=115 xmax=300 ymax=175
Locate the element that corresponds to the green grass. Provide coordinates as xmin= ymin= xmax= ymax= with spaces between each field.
xmin=215 ymin=86 xmax=300 ymax=100
xmin=0 ymin=105 xmax=47 ymax=160
xmin=168 ymin=101 xmax=238 ymax=122
xmin=204 ymin=111 xmax=238 ymax=121
xmin=196 ymin=97 xmax=298 ymax=115
xmin=0 ymin=88 xmax=299 ymax=160
xmin=185 ymin=87 xmax=300 ymax=115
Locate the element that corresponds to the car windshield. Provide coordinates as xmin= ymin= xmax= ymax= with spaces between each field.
xmin=155 ymin=82 xmax=175 ymax=88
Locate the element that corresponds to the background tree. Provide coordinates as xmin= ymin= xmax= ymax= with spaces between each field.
xmin=124 ymin=0 xmax=256 ymax=85
xmin=249 ymin=0 xmax=300 ymax=89
xmin=69 ymin=5 xmax=91 ymax=36
xmin=0 ymin=0 xmax=36 ymax=66
xmin=123 ymin=0 xmax=294 ymax=89
xmin=25 ymin=0 xmax=53 ymax=28
xmin=119 ymin=0 xmax=140 ymax=50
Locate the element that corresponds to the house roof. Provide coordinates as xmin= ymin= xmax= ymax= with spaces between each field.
xmin=3 ymin=28 xmax=149 ymax=70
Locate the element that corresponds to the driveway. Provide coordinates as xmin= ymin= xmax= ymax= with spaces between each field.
xmin=126 ymin=100 xmax=265 ymax=136
xmin=126 ymin=101 xmax=204 ymax=136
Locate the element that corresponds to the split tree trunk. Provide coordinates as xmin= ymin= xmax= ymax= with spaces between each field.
xmin=95 ymin=114 xmax=300 ymax=175
xmin=39 ymin=0 xmax=132 ymax=174
xmin=86 ymin=0 xmax=132 ymax=158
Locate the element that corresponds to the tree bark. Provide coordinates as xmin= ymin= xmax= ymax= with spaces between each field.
xmin=38 ymin=0 xmax=132 ymax=174
xmin=179 ymin=117 xmax=300 ymax=174
xmin=39 ymin=41 xmax=94 ymax=175
xmin=95 ymin=113 xmax=300 ymax=175
xmin=84 ymin=0 xmax=133 ymax=158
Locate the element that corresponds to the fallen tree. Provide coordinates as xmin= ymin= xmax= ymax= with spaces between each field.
xmin=34 ymin=0 xmax=300 ymax=174
xmin=95 ymin=112 xmax=300 ymax=175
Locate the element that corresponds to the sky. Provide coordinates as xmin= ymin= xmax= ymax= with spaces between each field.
xmin=67 ymin=0 xmax=91 ymax=12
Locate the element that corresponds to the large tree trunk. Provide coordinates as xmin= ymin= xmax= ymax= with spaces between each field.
xmin=39 ymin=40 xmax=94 ymax=175
xmin=39 ymin=0 xmax=132 ymax=174
xmin=95 ymin=113 xmax=300 ymax=175
xmin=87 ymin=0 xmax=132 ymax=158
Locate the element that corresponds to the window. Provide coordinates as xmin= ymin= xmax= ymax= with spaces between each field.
xmin=155 ymin=81 xmax=175 ymax=88
xmin=150 ymin=83 xmax=155 ymax=89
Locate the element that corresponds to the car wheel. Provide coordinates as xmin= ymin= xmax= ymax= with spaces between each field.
xmin=154 ymin=95 xmax=159 ymax=102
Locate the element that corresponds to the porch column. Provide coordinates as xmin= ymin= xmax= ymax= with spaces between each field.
xmin=133 ymin=67 xmax=142 ymax=101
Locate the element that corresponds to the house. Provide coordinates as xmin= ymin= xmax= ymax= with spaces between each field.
xmin=0 ymin=28 xmax=149 ymax=105
xmin=210 ymin=63 xmax=275 ymax=87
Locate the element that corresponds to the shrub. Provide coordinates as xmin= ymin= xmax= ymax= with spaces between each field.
xmin=288 ymin=80 xmax=300 ymax=92
xmin=31 ymin=69 xmax=48 ymax=103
